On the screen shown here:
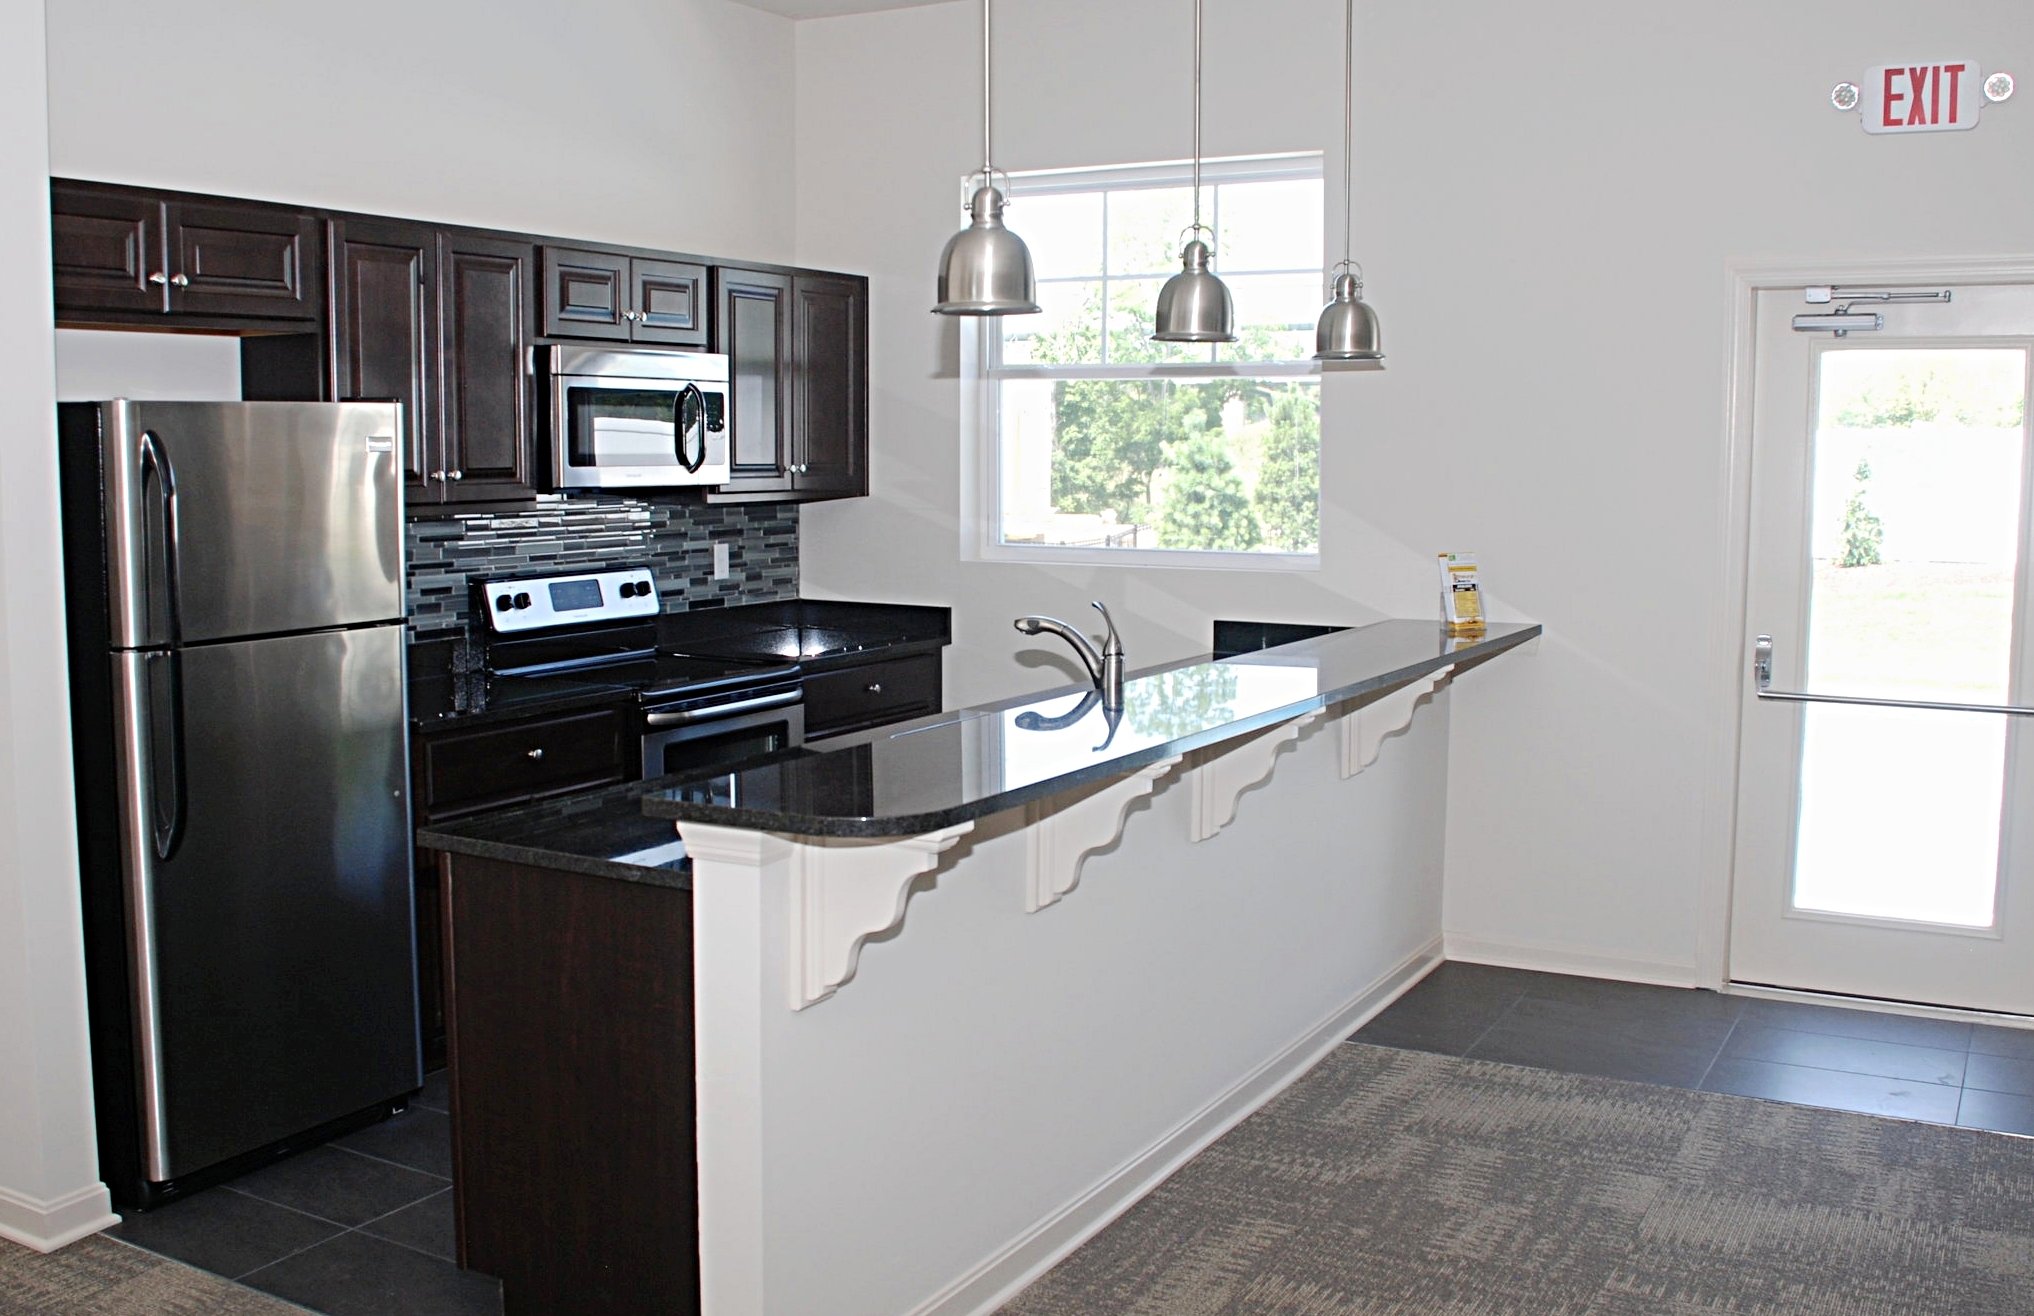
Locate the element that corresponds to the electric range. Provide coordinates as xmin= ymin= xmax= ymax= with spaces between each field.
xmin=476 ymin=566 xmax=806 ymax=779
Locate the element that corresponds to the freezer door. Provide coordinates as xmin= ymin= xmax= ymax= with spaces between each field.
xmin=103 ymin=401 xmax=403 ymax=646
xmin=118 ymin=623 xmax=419 ymax=1181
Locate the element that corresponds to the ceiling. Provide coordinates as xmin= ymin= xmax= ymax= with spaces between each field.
xmin=734 ymin=0 xmax=953 ymax=18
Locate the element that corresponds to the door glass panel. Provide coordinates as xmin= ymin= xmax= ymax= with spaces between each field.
xmin=1792 ymin=348 xmax=2029 ymax=925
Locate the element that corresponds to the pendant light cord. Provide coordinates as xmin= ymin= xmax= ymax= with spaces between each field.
xmin=1191 ymin=0 xmax=1204 ymax=235
xmin=1339 ymin=0 xmax=1356 ymax=278
xmin=983 ymin=0 xmax=994 ymax=180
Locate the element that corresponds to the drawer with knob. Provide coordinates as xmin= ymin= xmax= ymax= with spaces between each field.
xmin=801 ymin=653 xmax=941 ymax=740
xmin=416 ymin=706 xmax=629 ymax=821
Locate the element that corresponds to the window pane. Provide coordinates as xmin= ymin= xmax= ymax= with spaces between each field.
xmin=1219 ymin=273 xmax=1321 ymax=363
xmin=1006 ymin=192 xmax=1103 ymax=279
xmin=1005 ymin=281 xmax=1102 ymax=366
xmin=998 ymin=377 xmax=1319 ymax=554
xmin=1216 ymin=178 xmax=1324 ymax=273
xmin=1107 ymin=188 xmax=1194 ymax=278
xmin=1790 ymin=346 xmax=2030 ymax=927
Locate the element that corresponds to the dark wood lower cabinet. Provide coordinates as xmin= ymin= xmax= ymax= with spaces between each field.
xmin=440 ymin=854 xmax=698 ymax=1316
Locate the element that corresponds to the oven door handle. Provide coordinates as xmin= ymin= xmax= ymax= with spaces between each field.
xmin=645 ymin=688 xmax=800 ymax=728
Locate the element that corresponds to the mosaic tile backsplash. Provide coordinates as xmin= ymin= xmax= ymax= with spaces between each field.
xmin=406 ymin=496 xmax=798 ymax=637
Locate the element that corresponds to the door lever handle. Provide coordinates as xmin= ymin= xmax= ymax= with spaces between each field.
xmin=1753 ymin=634 xmax=2034 ymax=716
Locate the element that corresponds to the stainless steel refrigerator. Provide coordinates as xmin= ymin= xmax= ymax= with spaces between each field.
xmin=59 ymin=400 xmax=420 ymax=1208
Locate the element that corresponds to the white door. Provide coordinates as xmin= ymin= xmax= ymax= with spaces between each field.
xmin=1731 ymin=282 xmax=2034 ymax=1013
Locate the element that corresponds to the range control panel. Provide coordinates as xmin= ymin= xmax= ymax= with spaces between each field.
xmin=480 ymin=567 xmax=660 ymax=633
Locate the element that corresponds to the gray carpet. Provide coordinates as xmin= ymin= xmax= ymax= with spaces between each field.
xmin=0 ymin=1233 xmax=308 ymax=1316
xmin=1001 ymin=1044 xmax=2034 ymax=1315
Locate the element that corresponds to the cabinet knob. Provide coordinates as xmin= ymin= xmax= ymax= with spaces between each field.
xmin=790 ymin=463 xmax=808 ymax=475
xmin=865 ymin=682 xmax=883 ymax=695
xmin=170 ymin=273 xmax=189 ymax=287
xmin=148 ymin=272 xmax=168 ymax=285
xmin=430 ymin=470 xmax=447 ymax=482
xmin=526 ymin=747 xmax=545 ymax=760
xmin=446 ymin=470 xmax=463 ymax=481
xmin=623 ymin=310 xmax=642 ymax=322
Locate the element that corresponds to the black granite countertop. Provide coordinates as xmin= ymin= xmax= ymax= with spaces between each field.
xmin=408 ymin=598 xmax=951 ymax=730
xmin=418 ymin=620 xmax=1539 ymax=877
xmin=417 ymin=775 xmax=698 ymax=888
xmin=656 ymin=598 xmax=951 ymax=673
xmin=641 ymin=620 xmax=1538 ymax=838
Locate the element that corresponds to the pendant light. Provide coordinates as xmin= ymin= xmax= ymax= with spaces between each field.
xmin=1314 ymin=0 xmax=1383 ymax=365
xmin=1151 ymin=0 xmax=1236 ymax=343
xmin=933 ymin=0 xmax=1039 ymax=316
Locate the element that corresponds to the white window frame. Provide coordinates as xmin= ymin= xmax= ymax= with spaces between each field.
xmin=961 ymin=153 xmax=1326 ymax=572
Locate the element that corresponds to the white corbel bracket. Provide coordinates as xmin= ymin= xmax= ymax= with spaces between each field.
xmin=1025 ymin=757 xmax=1182 ymax=912
xmin=1339 ymin=665 xmax=1453 ymax=778
xmin=678 ymin=821 xmax=974 ymax=1010
xmin=1185 ymin=711 xmax=1323 ymax=842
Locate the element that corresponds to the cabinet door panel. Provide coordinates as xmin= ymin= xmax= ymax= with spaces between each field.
xmin=165 ymin=201 xmax=320 ymax=323
xmin=708 ymin=268 xmax=793 ymax=498
xmin=51 ymin=185 xmax=165 ymax=317
xmin=790 ymin=274 xmax=866 ymax=498
xmin=439 ymin=236 xmax=537 ymax=502
xmin=333 ymin=219 xmax=435 ymax=496
xmin=631 ymin=258 xmax=708 ymax=346
xmin=542 ymin=246 xmax=630 ymax=341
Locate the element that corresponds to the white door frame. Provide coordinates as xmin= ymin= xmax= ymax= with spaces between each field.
xmin=1701 ymin=255 xmax=2034 ymax=992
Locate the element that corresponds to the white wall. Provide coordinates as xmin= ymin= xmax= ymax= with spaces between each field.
xmin=793 ymin=1 xmax=2034 ymax=984
xmin=45 ymin=0 xmax=798 ymax=263
xmin=0 ymin=0 xmax=121 ymax=1254
xmin=54 ymin=329 xmax=242 ymax=401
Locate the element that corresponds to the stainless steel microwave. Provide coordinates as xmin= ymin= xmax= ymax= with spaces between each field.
xmin=542 ymin=344 xmax=730 ymax=490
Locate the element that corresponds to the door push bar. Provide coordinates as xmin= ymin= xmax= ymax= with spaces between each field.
xmin=1754 ymin=635 xmax=2034 ymax=716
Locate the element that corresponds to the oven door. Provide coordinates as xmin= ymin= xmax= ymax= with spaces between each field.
xmin=547 ymin=365 xmax=730 ymax=490
xmin=640 ymin=691 xmax=804 ymax=780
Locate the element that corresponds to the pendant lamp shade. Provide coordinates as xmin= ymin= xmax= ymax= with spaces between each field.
xmin=933 ymin=0 xmax=1039 ymax=317
xmin=1314 ymin=0 xmax=1383 ymax=365
xmin=1315 ymin=270 xmax=1382 ymax=364
xmin=1153 ymin=238 xmax=1234 ymax=342
xmin=935 ymin=184 xmax=1039 ymax=315
xmin=1151 ymin=0 xmax=1236 ymax=344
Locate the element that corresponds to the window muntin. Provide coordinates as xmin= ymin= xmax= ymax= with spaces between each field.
xmin=982 ymin=156 xmax=1325 ymax=560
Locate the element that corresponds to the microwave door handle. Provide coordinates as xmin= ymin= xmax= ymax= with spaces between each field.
xmin=675 ymin=383 xmax=707 ymax=473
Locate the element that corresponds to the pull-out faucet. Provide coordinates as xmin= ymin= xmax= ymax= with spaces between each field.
xmin=1014 ymin=601 xmax=1125 ymax=710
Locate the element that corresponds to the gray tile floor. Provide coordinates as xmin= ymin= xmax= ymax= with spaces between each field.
xmin=109 ymin=1071 xmax=502 ymax=1316
xmin=1353 ymin=960 xmax=2034 ymax=1135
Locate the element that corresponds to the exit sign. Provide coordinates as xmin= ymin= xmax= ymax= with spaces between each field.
xmin=1862 ymin=61 xmax=1981 ymax=133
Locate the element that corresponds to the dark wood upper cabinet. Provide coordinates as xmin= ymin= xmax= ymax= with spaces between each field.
xmin=542 ymin=246 xmax=707 ymax=348
xmin=332 ymin=217 xmax=436 ymax=493
xmin=163 ymin=200 xmax=320 ymax=323
xmin=439 ymin=235 xmax=538 ymax=503
xmin=541 ymin=247 xmax=630 ymax=341
xmin=629 ymin=258 xmax=707 ymax=346
xmin=708 ymin=267 xmax=793 ymax=500
xmin=789 ymin=274 xmax=867 ymax=500
xmin=51 ymin=184 xmax=165 ymax=317
xmin=51 ymin=178 xmax=866 ymax=512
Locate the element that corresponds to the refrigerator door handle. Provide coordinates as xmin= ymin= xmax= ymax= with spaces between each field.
xmin=138 ymin=431 xmax=184 ymax=645
xmin=111 ymin=652 xmax=172 ymax=1178
xmin=145 ymin=650 xmax=188 ymax=861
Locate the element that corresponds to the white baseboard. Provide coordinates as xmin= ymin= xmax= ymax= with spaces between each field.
xmin=907 ymin=936 xmax=1445 ymax=1316
xmin=0 ymin=1181 xmax=120 ymax=1253
xmin=1443 ymin=933 xmax=1699 ymax=989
